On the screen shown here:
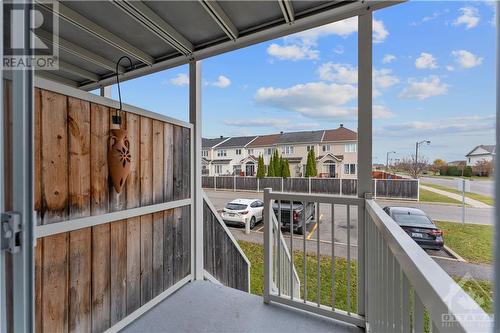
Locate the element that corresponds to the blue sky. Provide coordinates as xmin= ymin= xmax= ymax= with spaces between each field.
xmin=110 ymin=1 xmax=496 ymax=163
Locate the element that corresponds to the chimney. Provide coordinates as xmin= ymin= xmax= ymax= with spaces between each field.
xmin=340 ymin=124 xmax=344 ymax=128
xmin=280 ymin=131 xmax=283 ymax=134
xmin=220 ymin=135 xmax=223 ymax=139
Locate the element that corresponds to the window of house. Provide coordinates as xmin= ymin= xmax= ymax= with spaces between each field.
xmin=344 ymin=163 xmax=356 ymax=174
xmin=247 ymin=149 xmax=254 ymax=155
xmin=282 ymin=146 xmax=294 ymax=155
xmin=307 ymin=145 xmax=314 ymax=152
xmin=215 ymin=165 xmax=223 ymax=174
xmin=265 ymin=148 xmax=273 ymax=155
xmin=322 ymin=145 xmax=331 ymax=152
xmin=217 ymin=149 xmax=227 ymax=157
xmin=202 ymin=150 xmax=208 ymax=157
xmin=236 ymin=149 xmax=242 ymax=155
xmin=345 ymin=143 xmax=357 ymax=153
xmin=233 ymin=165 xmax=241 ymax=174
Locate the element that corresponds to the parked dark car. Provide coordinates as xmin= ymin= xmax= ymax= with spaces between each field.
xmin=383 ymin=206 xmax=444 ymax=250
xmin=273 ymin=201 xmax=315 ymax=234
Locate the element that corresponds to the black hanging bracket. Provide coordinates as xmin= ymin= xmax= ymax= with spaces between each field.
xmin=113 ymin=55 xmax=134 ymax=125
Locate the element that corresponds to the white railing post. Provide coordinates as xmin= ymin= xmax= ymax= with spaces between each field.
xmin=340 ymin=179 xmax=343 ymax=196
xmin=281 ymin=177 xmax=284 ymax=192
xmin=308 ymin=177 xmax=311 ymax=194
xmin=263 ymin=188 xmax=273 ymax=304
xmin=214 ymin=175 xmax=217 ymax=191
xmin=257 ymin=177 xmax=260 ymax=192
xmin=417 ymin=178 xmax=420 ymax=202
xmin=374 ymin=179 xmax=377 ymax=199
xmin=233 ymin=175 xmax=236 ymax=192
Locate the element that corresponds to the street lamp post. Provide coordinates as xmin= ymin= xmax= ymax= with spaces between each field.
xmin=386 ymin=151 xmax=396 ymax=172
xmin=414 ymin=140 xmax=431 ymax=178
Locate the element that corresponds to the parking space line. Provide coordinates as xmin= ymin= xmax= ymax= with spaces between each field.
xmin=306 ymin=223 xmax=317 ymax=240
xmin=256 ymin=225 xmax=264 ymax=232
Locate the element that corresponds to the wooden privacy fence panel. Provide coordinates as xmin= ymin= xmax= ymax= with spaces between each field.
xmin=33 ymin=87 xmax=192 ymax=333
xmin=203 ymin=200 xmax=249 ymax=292
xmin=202 ymin=176 xmax=418 ymax=200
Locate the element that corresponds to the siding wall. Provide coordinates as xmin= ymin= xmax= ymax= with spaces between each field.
xmin=33 ymin=88 xmax=191 ymax=333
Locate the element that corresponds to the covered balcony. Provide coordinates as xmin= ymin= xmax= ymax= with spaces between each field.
xmin=0 ymin=1 xmax=495 ymax=333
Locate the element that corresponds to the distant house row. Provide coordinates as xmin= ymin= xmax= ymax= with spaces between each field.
xmin=202 ymin=125 xmax=358 ymax=179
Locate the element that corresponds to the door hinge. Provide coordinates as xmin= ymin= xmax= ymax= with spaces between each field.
xmin=1 ymin=212 xmax=22 ymax=253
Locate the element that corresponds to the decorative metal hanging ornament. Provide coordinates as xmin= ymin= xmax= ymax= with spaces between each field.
xmin=108 ymin=56 xmax=134 ymax=193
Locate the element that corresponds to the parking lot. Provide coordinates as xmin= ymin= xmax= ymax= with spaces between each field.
xmin=206 ymin=189 xmax=458 ymax=261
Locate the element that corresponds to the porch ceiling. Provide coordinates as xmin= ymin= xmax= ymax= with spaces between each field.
xmin=33 ymin=0 xmax=401 ymax=90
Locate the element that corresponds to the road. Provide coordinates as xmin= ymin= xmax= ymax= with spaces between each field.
xmin=421 ymin=177 xmax=494 ymax=197
xmin=206 ymin=189 xmax=493 ymax=280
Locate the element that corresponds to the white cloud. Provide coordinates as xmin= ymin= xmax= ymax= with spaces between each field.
xmin=224 ymin=118 xmax=319 ymax=130
xmin=287 ymin=17 xmax=389 ymax=46
xmin=453 ymin=7 xmax=480 ymax=29
xmin=318 ymin=63 xmax=357 ymax=84
xmin=255 ymin=82 xmax=357 ymax=119
xmin=170 ymin=73 xmax=189 ymax=86
xmin=206 ymin=75 xmax=231 ymax=88
xmin=446 ymin=65 xmax=455 ymax=72
xmin=415 ymin=52 xmax=438 ymax=69
xmin=318 ymin=63 xmax=399 ymax=93
xmin=267 ymin=43 xmax=319 ymax=61
xmin=399 ymin=76 xmax=448 ymax=100
xmin=451 ymin=50 xmax=483 ymax=68
xmin=373 ymin=105 xmax=394 ymax=120
xmin=333 ymin=45 xmax=344 ymax=55
xmin=376 ymin=115 xmax=495 ymax=137
xmin=382 ymin=54 xmax=397 ymax=64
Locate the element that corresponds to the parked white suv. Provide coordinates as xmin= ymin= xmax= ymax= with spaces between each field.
xmin=221 ymin=199 xmax=264 ymax=229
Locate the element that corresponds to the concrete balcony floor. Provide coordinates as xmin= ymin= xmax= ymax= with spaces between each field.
xmin=122 ymin=281 xmax=363 ymax=333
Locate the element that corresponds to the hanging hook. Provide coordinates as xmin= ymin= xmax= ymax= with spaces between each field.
xmin=113 ymin=55 xmax=134 ymax=125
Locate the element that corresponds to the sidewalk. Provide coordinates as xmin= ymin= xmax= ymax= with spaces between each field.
xmin=420 ymin=185 xmax=491 ymax=208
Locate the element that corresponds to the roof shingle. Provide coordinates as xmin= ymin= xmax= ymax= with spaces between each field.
xmin=322 ymin=126 xmax=357 ymax=142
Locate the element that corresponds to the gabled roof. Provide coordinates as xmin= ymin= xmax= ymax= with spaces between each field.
xmin=202 ymin=137 xmax=229 ymax=149
xmin=246 ymin=134 xmax=281 ymax=148
xmin=466 ymin=145 xmax=496 ymax=157
xmin=322 ymin=126 xmax=357 ymax=142
xmin=216 ymin=136 xmax=257 ymax=149
xmin=275 ymin=130 xmax=324 ymax=145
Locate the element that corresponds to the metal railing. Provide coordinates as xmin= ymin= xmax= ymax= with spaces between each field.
xmin=263 ymin=188 xmax=366 ymax=328
xmin=365 ymin=199 xmax=491 ymax=332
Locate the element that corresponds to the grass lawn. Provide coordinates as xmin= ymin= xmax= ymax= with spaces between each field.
xmin=422 ymin=183 xmax=494 ymax=206
xmin=419 ymin=188 xmax=463 ymax=205
xmin=425 ymin=174 xmax=493 ymax=181
xmin=436 ymin=221 xmax=493 ymax=264
xmin=238 ymin=240 xmax=492 ymax=315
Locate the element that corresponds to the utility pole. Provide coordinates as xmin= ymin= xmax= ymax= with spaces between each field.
xmin=415 ymin=140 xmax=431 ymax=177
xmin=386 ymin=151 xmax=396 ymax=173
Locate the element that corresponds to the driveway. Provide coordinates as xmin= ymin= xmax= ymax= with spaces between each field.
xmin=421 ymin=177 xmax=494 ymax=197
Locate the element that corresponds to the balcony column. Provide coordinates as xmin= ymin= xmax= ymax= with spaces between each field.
xmin=494 ymin=1 xmax=499 ymax=330
xmin=357 ymin=11 xmax=373 ymax=317
xmin=190 ymin=60 xmax=204 ymax=280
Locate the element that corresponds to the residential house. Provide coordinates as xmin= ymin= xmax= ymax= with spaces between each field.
xmin=466 ymin=145 xmax=496 ymax=166
xmin=204 ymin=125 xmax=358 ymax=179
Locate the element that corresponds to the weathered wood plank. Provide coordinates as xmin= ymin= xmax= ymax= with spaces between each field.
xmin=140 ymin=214 xmax=153 ymax=304
xmin=152 ymin=120 xmax=164 ymax=204
xmin=181 ymin=127 xmax=190 ymax=199
xmin=126 ymin=217 xmax=141 ymax=315
xmin=68 ymin=97 xmax=91 ymax=218
xmin=35 ymin=241 xmax=43 ymax=333
xmin=34 ymin=88 xmax=42 ymax=225
xmin=110 ymin=220 xmax=127 ymax=324
xmin=163 ymin=123 xmax=174 ymax=202
xmin=90 ymin=103 xmax=109 ymax=215
xmin=41 ymin=90 xmax=68 ymax=224
xmin=173 ymin=207 xmax=183 ymax=283
xmin=42 ymin=234 xmax=68 ymax=333
xmin=126 ymin=113 xmax=140 ymax=209
xmin=90 ymin=102 xmax=111 ymax=332
xmin=152 ymin=212 xmax=164 ymax=295
xmin=109 ymin=109 xmax=127 ymax=212
xmin=182 ymin=205 xmax=191 ymax=278
xmin=68 ymin=229 xmax=91 ymax=333
xmin=163 ymin=210 xmax=174 ymax=289
xmin=172 ymin=126 xmax=183 ymax=201
xmin=91 ymin=224 xmax=110 ymax=333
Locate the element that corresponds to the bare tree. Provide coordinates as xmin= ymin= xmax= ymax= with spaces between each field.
xmin=395 ymin=155 xmax=429 ymax=178
xmin=473 ymin=159 xmax=493 ymax=177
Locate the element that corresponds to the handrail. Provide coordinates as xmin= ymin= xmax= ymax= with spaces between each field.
xmin=202 ymin=191 xmax=251 ymax=269
xmin=366 ymin=199 xmax=490 ymax=332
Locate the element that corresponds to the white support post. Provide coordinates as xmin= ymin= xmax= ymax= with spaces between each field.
xmin=494 ymin=2 xmax=500 ymax=329
xmin=214 ymin=175 xmax=217 ymax=191
xmin=357 ymin=11 xmax=373 ymax=318
xmin=233 ymin=175 xmax=236 ymax=192
xmin=308 ymin=177 xmax=311 ymax=194
xmin=257 ymin=178 xmax=260 ymax=192
xmin=189 ymin=61 xmax=204 ymax=280
xmin=374 ymin=179 xmax=377 ymax=200
xmin=417 ymin=178 xmax=420 ymax=202
xmin=340 ymin=179 xmax=343 ymax=196
xmin=281 ymin=177 xmax=284 ymax=192
xmin=263 ymin=188 xmax=273 ymax=304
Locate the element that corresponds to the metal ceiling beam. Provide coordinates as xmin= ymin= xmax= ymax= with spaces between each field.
xmin=36 ymin=29 xmax=124 ymax=73
xmin=111 ymin=0 xmax=194 ymax=56
xmin=36 ymin=0 xmax=154 ymax=65
xmin=199 ymin=0 xmax=238 ymax=40
xmin=80 ymin=1 xmax=401 ymax=91
xmin=35 ymin=71 xmax=79 ymax=88
xmin=58 ymin=61 xmax=100 ymax=82
xmin=278 ymin=0 xmax=295 ymax=23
